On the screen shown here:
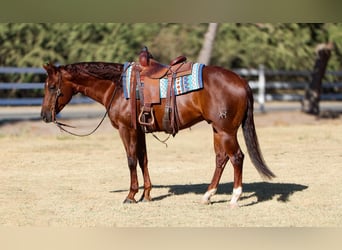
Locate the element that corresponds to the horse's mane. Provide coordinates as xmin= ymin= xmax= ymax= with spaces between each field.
xmin=61 ymin=62 xmax=124 ymax=81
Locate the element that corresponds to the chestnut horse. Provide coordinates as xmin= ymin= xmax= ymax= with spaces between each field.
xmin=41 ymin=61 xmax=275 ymax=207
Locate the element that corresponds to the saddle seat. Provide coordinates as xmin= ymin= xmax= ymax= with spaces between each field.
xmin=140 ymin=55 xmax=188 ymax=79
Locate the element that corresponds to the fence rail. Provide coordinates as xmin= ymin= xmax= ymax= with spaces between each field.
xmin=1 ymin=66 xmax=342 ymax=110
xmin=0 ymin=66 xmax=93 ymax=106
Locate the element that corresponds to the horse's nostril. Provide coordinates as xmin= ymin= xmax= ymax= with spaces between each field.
xmin=40 ymin=111 xmax=46 ymax=121
xmin=41 ymin=111 xmax=52 ymax=123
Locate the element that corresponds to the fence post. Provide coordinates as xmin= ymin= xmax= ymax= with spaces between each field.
xmin=258 ymin=64 xmax=266 ymax=112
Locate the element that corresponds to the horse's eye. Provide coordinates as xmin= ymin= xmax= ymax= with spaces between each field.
xmin=47 ymin=82 xmax=56 ymax=90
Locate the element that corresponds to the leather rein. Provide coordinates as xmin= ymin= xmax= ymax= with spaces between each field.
xmin=53 ymin=70 xmax=121 ymax=137
xmin=52 ymin=64 xmax=171 ymax=146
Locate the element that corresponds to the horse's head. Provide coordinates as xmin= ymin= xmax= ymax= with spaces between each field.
xmin=41 ymin=63 xmax=74 ymax=123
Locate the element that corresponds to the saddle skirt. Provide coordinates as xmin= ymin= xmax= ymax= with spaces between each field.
xmin=122 ymin=62 xmax=205 ymax=100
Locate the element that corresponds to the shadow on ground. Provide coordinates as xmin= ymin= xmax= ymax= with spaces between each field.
xmin=111 ymin=182 xmax=308 ymax=206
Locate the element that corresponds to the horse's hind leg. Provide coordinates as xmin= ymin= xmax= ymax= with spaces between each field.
xmin=202 ymin=128 xmax=244 ymax=208
xmin=228 ymin=143 xmax=244 ymax=208
xmin=201 ymin=129 xmax=229 ymax=204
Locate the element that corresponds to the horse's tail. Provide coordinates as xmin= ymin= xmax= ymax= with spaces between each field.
xmin=242 ymin=85 xmax=276 ymax=179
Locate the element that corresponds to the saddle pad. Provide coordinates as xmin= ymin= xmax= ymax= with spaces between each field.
xmin=122 ymin=62 xmax=205 ymax=99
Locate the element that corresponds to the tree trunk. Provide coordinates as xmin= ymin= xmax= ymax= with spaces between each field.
xmin=302 ymin=42 xmax=334 ymax=115
xmin=197 ymin=23 xmax=218 ymax=65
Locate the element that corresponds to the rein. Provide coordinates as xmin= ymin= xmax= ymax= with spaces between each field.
xmin=151 ymin=133 xmax=171 ymax=147
xmin=53 ymin=70 xmax=121 ymax=137
xmin=52 ymin=64 xmax=172 ymax=146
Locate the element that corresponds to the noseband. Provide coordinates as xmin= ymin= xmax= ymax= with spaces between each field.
xmin=53 ymin=70 xmax=120 ymax=137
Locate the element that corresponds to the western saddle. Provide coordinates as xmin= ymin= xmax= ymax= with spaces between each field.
xmin=130 ymin=46 xmax=192 ymax=135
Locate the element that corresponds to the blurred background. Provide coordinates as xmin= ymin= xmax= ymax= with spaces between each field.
xmin=0 ymin=23 xmax=342 ymax=119
xmin=1 ymin=23 xmax=342 ymax=68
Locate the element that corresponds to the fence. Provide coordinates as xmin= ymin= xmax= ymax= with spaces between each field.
xmin=1 ymin=66 xmax=342 ymax=111
xmin=235 ymin=65 xmax=342 ymax=111
xmin=0 ymin=67 xmax=92 ymax=106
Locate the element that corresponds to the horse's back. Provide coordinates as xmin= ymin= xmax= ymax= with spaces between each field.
xmin=203 ymin=65 xmax=249 ymax=92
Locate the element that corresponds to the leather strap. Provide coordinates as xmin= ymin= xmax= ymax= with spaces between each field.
xmin=136 ymin=69 xmax=144 ymax=109
xmin=162 ymin=73 xmax=172 ymax=132
xmin=130 ymin=65 xmax=138 ymax=129
xmin=162 ymin=71 xmax=180 ymax=135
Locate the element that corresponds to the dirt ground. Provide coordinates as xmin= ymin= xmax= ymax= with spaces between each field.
xmin=0 ymin=104 xmax=342 ymax=227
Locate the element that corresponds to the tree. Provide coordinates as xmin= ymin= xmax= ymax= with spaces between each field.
xmin=302 ymin=42 xmax=334 ymax=115
xmin=0 ymin=23 xmax=341 ymax=71
xmin=197 ymin=23 xmax=218 ymax=65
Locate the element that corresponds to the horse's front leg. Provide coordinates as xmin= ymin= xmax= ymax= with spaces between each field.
xmin=125 ymin=155 xmax=139 ymax=203
xmin=119 ymin=127 xmax=139 ymax=203
xmin=137 ymin=130 xmax=152 ymax=202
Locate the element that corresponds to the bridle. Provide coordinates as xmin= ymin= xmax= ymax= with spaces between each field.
xmin=52 ymin=69 xmax=121 ymax=137
xmin=50 ymin=64 xmax=171 ymax=146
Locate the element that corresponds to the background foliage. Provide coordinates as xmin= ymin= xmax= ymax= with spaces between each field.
xmin=1 ymin=23 xmax=342 ymax=99
xmin=1 ymin=23 xmax=342 ymax=70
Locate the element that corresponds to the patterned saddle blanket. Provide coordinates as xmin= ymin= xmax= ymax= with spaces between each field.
xmin=122 ymin=62 xmax=205 ymax=99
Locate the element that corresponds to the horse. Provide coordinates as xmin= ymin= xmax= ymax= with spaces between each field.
xmin=40 ymin=60 xmax=275 ymax=208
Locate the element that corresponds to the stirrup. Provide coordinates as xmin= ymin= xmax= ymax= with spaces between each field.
xmin=138 ymin=107 xmax=155 ymax=126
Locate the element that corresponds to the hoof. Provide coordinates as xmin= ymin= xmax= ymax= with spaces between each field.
xmin=229 ymin=202 xmax=240 ymax=209
xmin=200 ymin=199 xmax=211 ymax=205
xmin=123 ymin=198 xmax=137 ymax=204
xmin=140 ymin=197 xmax=152 ymax=203
xmin=139 ymin=195 xmax=152 ymax=202
xmin=201 ymin=189 xmax=216 ymax=205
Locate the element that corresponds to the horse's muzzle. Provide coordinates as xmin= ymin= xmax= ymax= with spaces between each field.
xmin=41 ymin=110 xmax=53 ymax=123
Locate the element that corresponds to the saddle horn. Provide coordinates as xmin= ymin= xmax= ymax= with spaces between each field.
xmin=139 ymin=46 xmax=153 ymax=67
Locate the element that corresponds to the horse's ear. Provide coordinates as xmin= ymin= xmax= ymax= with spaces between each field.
xmin=43 ymin=63 xmax=56 ymax=74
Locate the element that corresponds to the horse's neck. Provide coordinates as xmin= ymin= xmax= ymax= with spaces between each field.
xmin=71 ymin=76 xmax=116 ymax=107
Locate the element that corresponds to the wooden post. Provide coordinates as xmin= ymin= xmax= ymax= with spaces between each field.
xmin=258 ymin=64 xmax=266 ymax=113
xmin=302 ymin=42 xmax=334 ymax=115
